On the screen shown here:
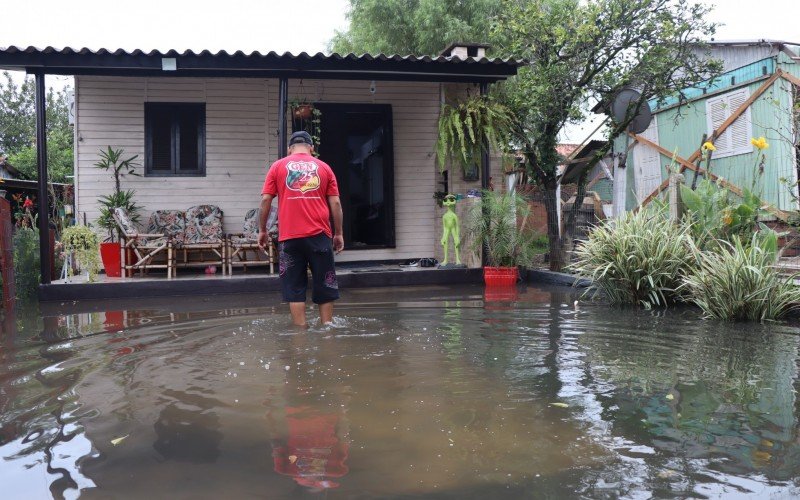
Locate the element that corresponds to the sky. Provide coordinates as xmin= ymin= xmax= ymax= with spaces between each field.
xmin=1 ymin=0 xmax=797 ymax=142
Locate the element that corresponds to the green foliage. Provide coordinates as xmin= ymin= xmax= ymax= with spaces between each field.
xmin=0 ymin=72 xmax=74 ymax=183
xmin=570 ymin=205 xmax=694 ymax=308
xmin=330 ymin=0 xmax=498 ymax=55
xmin=93 ymin=146 xmax=141 ymax=241
xmin=436 ymin=95 xmax=513 ymax=174
xmin=682 ymin=235 xmax=800 ymax=321
xmin=465 ymin=191 xmax=540 ymax=268
xmin=493 ymin=0 xmax=721 ymax=189
xmin=681 ymin=179 xmax=773 ymax=251
xmin=12 ymin=227 xmax=40 ymax=299
xmin=61 ymin=225 xmax=100 ymax=282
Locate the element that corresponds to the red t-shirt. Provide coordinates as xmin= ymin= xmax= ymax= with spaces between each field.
xmin=261 ymin=153 xmax=339 ymax=241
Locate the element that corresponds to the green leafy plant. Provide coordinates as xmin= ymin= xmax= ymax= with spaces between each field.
xmin=681 ymin=234 xmax=800 ymax=321
xmin=436 ymin=95 xmax=513 ymax=175
xmin=464 ymin=190 xmax=539 ymax=268
xmin=12 ymin=227 xmax=40 ymax=299
xmin=570 ymin=204 xmax=694 ymax=308
xmin=61 ymin=224 xmax=100 ymax=282
xmin=289 ymin=99 xmax=322 ymax=156
xmin=94 ymin=146 xmax=141 ymax=241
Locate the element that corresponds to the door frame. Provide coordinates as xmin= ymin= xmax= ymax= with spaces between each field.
xmin=314 ymin=102 xmax=396 ymax=249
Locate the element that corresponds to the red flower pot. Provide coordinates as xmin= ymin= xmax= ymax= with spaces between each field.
xmin=483 ymin=266 xmax=519 ymax=286
xmin=100 ymin=242 xmax=122 ymax=277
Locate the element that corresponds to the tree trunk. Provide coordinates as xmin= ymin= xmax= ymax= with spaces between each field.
xmin=542 ymin=184 xmax=563 ymax=271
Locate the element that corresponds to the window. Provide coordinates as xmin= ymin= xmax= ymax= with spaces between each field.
xmin=145 ymin=103 xmax=206 ymax=176
xmin=705 ymin=88 xmax=752 ymax=159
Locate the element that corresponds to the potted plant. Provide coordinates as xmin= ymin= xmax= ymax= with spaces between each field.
xmin=465 ymin=190 xmax=539 ymax=286
xmin=61 ymin=224 xmax=100 ymax=282
xmin=436 ymin=94 xmax=513 ymax=177
xmin=289 ymin=99 xmax=323 ymax=155
xmin=94 ymin=146 xmax=142 ymax=277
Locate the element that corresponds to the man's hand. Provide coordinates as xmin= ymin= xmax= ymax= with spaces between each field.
xmin=258 ymin=230 xmax=270 ymax=250
xmin=333 ymin=234 xmax=344 ymax=254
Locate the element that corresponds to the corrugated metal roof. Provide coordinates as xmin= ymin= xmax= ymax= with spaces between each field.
xmin=0 ymin=45 xmax=522 ymax=82
xmin=0 ymin=45 xmax=521 ymax=65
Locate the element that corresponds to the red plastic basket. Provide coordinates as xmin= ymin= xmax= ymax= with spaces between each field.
xmin=483 ymin=266 xmax=519 ymax=287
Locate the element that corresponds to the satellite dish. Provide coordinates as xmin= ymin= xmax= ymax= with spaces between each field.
xmin=610 ymin=88 xmax=652 ymax=134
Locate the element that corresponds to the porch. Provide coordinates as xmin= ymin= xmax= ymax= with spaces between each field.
xmin=0 ymin=45 xmax=521 ymax=292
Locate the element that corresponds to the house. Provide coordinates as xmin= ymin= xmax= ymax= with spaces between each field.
xmin=0 ymin=155 xmax=20 ymax=180
xmin=0 ymin=44 xmax=520 ymax=285
xmin=609 ymin=40 xmax=800 ymax=216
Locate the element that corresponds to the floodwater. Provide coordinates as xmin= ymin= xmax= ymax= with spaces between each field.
xmin=2 ymin=285 xmax=800 ymax=499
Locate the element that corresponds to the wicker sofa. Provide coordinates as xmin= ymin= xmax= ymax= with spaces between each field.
xmin=146 ymin=205 xmax=226 ymax=275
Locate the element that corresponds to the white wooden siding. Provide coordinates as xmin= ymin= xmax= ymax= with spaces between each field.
xmin=634 ymin=115 xmax=661 ymax=201
xmin=75 ymin=76 xmax=441 ymax=263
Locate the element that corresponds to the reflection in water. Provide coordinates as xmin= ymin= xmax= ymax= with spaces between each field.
xmin=1 ymin=286 xmax=800 ymax=498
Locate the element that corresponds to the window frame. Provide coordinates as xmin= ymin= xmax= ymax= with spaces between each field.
xmin=705 ymin=88 xmax=753 ymax=160
xmin=144 ymin=102 xmax=206 ymax=177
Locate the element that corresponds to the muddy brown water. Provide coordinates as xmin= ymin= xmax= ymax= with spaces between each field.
xmin=1 ymin=285 xmax=800 ymax=499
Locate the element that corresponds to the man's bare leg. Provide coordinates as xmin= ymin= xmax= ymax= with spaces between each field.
xmin=289 ymin=302 xmax=307 ymax=327
xmin=319 ymin=302 xmax=334 ymax=325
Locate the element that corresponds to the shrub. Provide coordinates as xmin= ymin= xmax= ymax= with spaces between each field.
xmin=570 ymin=205 xmax=694 ymax=308
xmin=465 ymin=191 xmax=540 ymax=268
xmin=682 ymin=234 xmax=800 ymax=321
xmin=61 ymin=225 xmax=100 ymax=282
xmin=13 ymin=227 xmax=40 ymax=299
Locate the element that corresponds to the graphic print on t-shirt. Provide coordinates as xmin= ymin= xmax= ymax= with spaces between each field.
xmin=286 ymin=161 xmax=321 ymax=194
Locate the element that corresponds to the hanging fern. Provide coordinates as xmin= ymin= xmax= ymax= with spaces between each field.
xmin=436 ymin=95 xmax=514 ymax=174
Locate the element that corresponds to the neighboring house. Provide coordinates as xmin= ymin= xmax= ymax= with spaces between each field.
xmin=610 ymin=39 xmax=800 ymax=215
xmin=0 ymin=156 xmax=20 ymax=180
xmin=0 ymin=44 xmax=519 ymax=270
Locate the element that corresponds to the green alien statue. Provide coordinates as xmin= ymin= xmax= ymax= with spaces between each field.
xmin=440 ymin=193 xmax=463 ymax=267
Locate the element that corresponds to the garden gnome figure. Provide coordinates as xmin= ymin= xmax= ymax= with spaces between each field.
xmin=440 ymin=194 xmax=465 ymax=268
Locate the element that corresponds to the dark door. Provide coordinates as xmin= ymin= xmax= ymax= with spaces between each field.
xmin=314 ymin=104 xmax=395 ymax=249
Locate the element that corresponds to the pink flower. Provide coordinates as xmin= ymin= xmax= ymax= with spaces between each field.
xmin=23 ymin=197 xmax=34 ymax=209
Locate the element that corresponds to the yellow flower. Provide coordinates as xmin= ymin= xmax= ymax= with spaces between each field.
xmin=722 ymin=210 xmax=733 ymax=226
xmin=750 ymin=136 xmax=769 ymax=150
xmin=702 ymin=141 xmax=716 ymax=152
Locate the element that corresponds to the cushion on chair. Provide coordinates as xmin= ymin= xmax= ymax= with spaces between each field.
xmin=184 ymin=205 xmax=223 ymax=244
xmin=113 ymin=207 xmax=139 ymax=237
xmin=147 ymin=210 xmax=186 ymax=245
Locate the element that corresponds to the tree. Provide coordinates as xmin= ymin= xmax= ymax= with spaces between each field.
xmin=329 ymin=0 xmax=499 ymax=55
xmin=492 ymin=0 xmax=720 ymax=270
xmin=0 ymin=71 xmax=74 ymax=183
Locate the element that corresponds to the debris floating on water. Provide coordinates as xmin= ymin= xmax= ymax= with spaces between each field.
xmin=549 ymin=403 xmax=569 ymax=408
xmin=111 ymin=435 xmax=129 ymax=446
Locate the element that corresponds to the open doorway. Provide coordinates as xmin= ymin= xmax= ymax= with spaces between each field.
xmin=313 ymin=104 xmax=395 ymax=249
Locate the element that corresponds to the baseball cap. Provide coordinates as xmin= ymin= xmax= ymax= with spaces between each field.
xmin=289 ymin=131 xmax=313 ymax=146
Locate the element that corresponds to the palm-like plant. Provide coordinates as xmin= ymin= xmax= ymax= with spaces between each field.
xmin=94 ymin=146 xmax=141 ymax=241
xmin=465 ymin=190 xmax=539 ymax=268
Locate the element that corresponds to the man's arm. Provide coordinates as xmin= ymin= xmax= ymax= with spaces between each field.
xmin=328 ymin=195 xmax=344 ymax=253
xmin=258 ymin=194 xmax=274 ymax=250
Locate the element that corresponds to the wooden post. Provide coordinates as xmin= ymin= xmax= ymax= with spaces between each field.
xmin=35 ymin=72 xmax=52 ymax=285
xmin=668 ymin=173 xmax=685 ymax=222
xmin=479 ymin=82 xmax=491 ymax=267
xmin=278 ymin=78 xmax=288 ymax=158
xmin=1 ymin=197 xmax=15 ymax=310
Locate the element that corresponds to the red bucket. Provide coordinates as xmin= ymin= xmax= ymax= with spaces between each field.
xmin=99 ymin=242 xmax=122 ymax=278
xmin=483 ymin=266 xmax=519 ymax=287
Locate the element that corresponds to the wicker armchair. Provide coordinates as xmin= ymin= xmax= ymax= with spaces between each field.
xmin=226 ymin=206 xmax=278 ymax=274
xmin=113 ymin=207 xmax=174 ymax=278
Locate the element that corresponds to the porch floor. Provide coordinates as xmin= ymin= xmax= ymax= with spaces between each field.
xmin=40 ymin=263 xmax=484 ymax=302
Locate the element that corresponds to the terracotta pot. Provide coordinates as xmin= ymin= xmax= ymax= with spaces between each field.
xmin=293 ymin=104 xmax=313 ymax=120
xmin=100 ymin=242 xmax=122 ymax=277
xmin=483 ymin=266 xmax=519 ymax=286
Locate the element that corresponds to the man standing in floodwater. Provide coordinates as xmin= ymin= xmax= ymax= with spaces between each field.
xmin=259 ymin=130 xmax=344 ymax=327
